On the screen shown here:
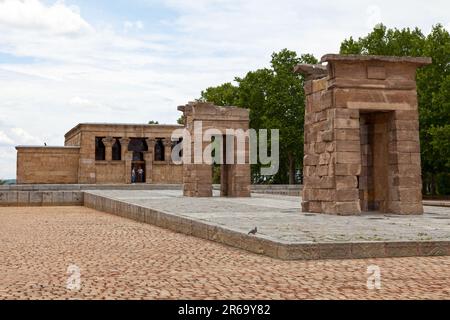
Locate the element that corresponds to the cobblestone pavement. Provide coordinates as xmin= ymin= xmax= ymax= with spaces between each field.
xmin=1 ymin=206 xmax=450 ymax=300
xmin=86 ymin=190 xmax=450 ymax=243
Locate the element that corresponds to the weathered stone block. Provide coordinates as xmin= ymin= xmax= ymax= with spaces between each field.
xmin=320 ymin=129 xmax=333 ymax=142
xmin=336 ymin=176 xmax=358 ymax=189
xmin=335 ymin=201 xmax=361 ymax=215
xmin=335 ymin=163 xmax=361 ymax=176
xmin=385 ymin=242 xmax=418 ymax=257
xmin=17 ymin=191 xmax=30 ymax=204
xmin=304 ymin=154 xmax=319 ymax=166
xmin=336 ymin=151 xmax=361 ymax=164
xmin=29 ymin=192 xmax=43 ymax=204
xmin=396 ymin=141 xmax=420 ymax=153
xmin=335 ymin=141 xmax=361 ymax=152
xmin=334 ymin=118 xmax=359 ymax=129
xmin=335 ymin=129 xmax=360 ymax=141
xmin=336 ymin=189 xmax=359 ymax=201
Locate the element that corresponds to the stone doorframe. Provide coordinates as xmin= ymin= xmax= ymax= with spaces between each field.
xmin=177 ymin=102 xmax=251 ymax=197
xmin=295 ymin=54 xmax=431 ymax=215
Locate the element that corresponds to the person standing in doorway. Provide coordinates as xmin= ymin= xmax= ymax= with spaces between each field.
xmin=137 ymin=166 xmax=144 ymax=183
xmin=131 ymin=167 xmax=136 ymax=184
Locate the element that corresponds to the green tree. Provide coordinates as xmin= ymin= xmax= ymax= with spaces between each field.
xmin=0 ymin=180 xmax=7 ymax=185
xmin=200 ymin=82 xmax=240 ymax=106
xmin=148 ymin=120 xmax=159 ymax=124
xmin=176 ymin=116 xmax=185 ymax=125
xmin=340 ymin=24 xmax=450 ymax=195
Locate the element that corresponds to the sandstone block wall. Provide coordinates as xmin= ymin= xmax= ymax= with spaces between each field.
xmin=67 ymin=124 xmax=184 ymax=185
xmin=178 ymin=102 xmax=251 ymax=197
xmin=16 ymin=146 xmax=80 ymax=184
xmin=16 ymin=123 xmax=185 ymax=185
xmin=296 ymin=54 xmax=431 ymax=215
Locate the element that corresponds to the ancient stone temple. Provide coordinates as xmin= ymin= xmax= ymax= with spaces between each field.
xmin=178 ymin=102 xmax=251 ymax=197
xmin=295 ymin=54 xmax=431 ymax=215
xmin=15 ymin=102 xmax=251 ymax=195
xmin=16 ymin=123 xmax=184 ymax=184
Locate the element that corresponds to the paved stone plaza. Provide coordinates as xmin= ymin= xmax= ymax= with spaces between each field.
xmin=86 ymin=190 xmax=450 ymax=244
xmin=1 ymin=206 xmax=450 ymax=300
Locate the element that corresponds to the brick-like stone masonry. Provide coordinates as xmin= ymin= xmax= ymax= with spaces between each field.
xmin=178 ymin=102 xmax=251 ymax=197
xmin=295 ymin=54 xmax=432 ymax=215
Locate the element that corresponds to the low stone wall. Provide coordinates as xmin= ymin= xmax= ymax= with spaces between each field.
xmin=251 ymin=185 xmax=302 ymax=196
xmin=0 ymin=191 xmax=83 ymax=206
xmin=0 ymin=184 xmax=182 ymax=206
xmin=211 ymin=184 xmax=302 ymax=196
xmin=0 ymin=184 xmax=182 ymax=191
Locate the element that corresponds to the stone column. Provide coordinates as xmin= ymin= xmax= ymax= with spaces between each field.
xmin=102 ymin=137 xmax=115 ymax=162
xmin=119 ymin=138 xmax=130 ymax=161
xmin=164 ymin=138 xmax=172 ymax=163
xmin=119 ymin=138 xmax=131 ymax=184
xmin=147 ymin=138 xmax=156 ymax=161
xmin=146 ymin=138 xmax=156 ymax=184
xmin=232 ymin=133 xmax=251 ymax=197
xmin=387 ymin=110 xmax=423 ymax=214
xmin=144 ymin=150 xmax=153 ymax=183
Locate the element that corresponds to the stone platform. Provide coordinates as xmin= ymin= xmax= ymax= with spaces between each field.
xmin=84 ymin=190 xmax=450 ymax=260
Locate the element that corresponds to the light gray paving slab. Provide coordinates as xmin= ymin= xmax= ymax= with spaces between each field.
xmin=85 ymin=190 xmax=450 ymax=244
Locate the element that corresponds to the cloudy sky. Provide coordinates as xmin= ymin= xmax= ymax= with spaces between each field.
xmin=0 ymin=0 xmax=448 ymax=179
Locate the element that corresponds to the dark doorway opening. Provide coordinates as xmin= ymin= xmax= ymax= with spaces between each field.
xmin=359 ymin=111 xmax=393 ymax=212
xmin=131 ymin=162 xmax=146 ymax=183
xmin=95 ymin=137 xmax=106 ymax=161
xmin=128 ymin=138 xmax=148 ymax=184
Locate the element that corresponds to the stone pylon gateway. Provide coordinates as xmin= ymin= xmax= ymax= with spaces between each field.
xmin=295 ymin=54 xmax=432 ymax=215
xmin=177 ymin=102 xmax=251 ymax=197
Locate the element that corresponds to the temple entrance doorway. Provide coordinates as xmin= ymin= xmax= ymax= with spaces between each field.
xmin=131 ymin=161 xmax=146 ymax=183
xmin=128 ymin=138 xmax=148 ymax=184
xmin=359 ymin=111 xmax=393 ymax=212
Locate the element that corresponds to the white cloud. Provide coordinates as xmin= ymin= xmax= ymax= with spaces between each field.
xmin=0 ymin=0 xmax=92 ymax=35
xmin=69 ymin=96 xmax=100 ymax=108
xmin=0 ymin=131 xmax=14 ymax=146
xmin=0 ymin=127 xmax=42 ymax=179
xmin=10 ymin=127 xmax=42 ymax=145
xmin=124 ymin=20 xmax=144 ymax=32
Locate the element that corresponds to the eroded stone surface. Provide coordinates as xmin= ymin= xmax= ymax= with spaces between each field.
xmin=296 ymin=54 xmax=431 ymax=215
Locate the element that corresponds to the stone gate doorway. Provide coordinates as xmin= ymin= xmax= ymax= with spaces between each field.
xmin=129 ymin=138 xmax=148 ymax=184
xmin=359 ymin=111 xmax=392 ymax=212
xmin=177 ymin=102 xmax=251 ymax=197
xmin=295 ymin=54 xmax=431 ymax=215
